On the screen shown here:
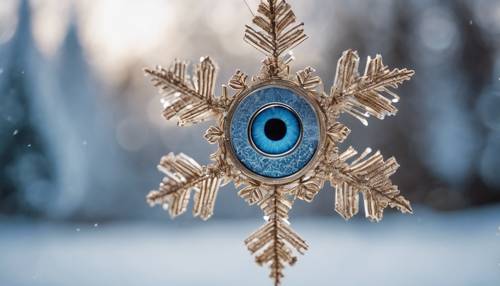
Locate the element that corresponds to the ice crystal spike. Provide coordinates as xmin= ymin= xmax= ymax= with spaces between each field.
xmin=243 ymin=187 xmax=308 ymax=285
xmin=330 ymin=50 xmax=414 ymax=124
xmin=146 ymin=152 xmax=224 ymax=220
xmin=144 ymin=0 xmax=414 ymax=285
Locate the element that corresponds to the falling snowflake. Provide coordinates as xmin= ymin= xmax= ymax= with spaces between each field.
xmin=144 ymin=0 xmax=414 ymax=285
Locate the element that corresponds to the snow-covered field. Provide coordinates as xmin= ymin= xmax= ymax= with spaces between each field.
xmin=1 ymin=206 xmax=499 ymax=286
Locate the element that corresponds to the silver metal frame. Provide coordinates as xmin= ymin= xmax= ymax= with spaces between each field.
xmin=224 ymin=79 xmax=326 ymax=186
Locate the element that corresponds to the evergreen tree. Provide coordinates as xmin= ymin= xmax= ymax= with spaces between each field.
xmin=0 ymin=0 xmax=55 ymax=215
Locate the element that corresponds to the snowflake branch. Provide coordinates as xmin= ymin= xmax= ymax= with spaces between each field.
xmin=245 ymin=0 xmax=307 ymax=78
xmin=330 ymin=49 xmax=414 ymax=125
xmin=327 ymin=147 xmax=413 ymax=221
xmin=144 ymin=57 xmax=225 ymax=126
xmin=243 ymin=187 xmax=307 ymax=286
xmin=238 ymin=184 xmax=271 ymax=206
xmin=283 ymin=174 xmax=324 ymax=203
xmin=326 ymin=122 xmax=351 ymax=145
xmin=228 ymin=70 xmax=249 ymax=91
xmin=296 ymin=67 xmax=323 ymax=92
xmin=146 ymin=153 xmax=225 ymax=220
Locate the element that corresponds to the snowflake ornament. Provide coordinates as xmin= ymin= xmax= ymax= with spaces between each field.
xmin=144 ymin=0 xmax=414 ymax=285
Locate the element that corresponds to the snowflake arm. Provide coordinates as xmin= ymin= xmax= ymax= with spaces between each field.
xmin=144 ymin=57 xmax=225 ymax=126
xmin=329 ymin=49 xmax=415 ymax=125
xmin=244 ymin=0 xmax=307 ymax=58
xmin=329 ymin=147 xmax=413 ymax=221
xmin=243 ymin=187 xmax=307 ymax=286
xmin=146 ymin=153 xmax=225 ymax=220
xmin=245 ymin=0 xmax=307 ymax=78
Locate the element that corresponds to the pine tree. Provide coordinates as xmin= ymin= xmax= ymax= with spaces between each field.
xmin=0 ymin=0 xmax=55 ymax=215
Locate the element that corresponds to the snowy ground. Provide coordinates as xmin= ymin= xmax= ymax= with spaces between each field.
xmin=1 ymin=206 xmax=499 ymax=286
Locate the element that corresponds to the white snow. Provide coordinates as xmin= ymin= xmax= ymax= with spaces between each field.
xmin=0 ymin=206 xmax=499 ymax=286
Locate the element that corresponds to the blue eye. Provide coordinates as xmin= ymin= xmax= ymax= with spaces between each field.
xmin=228 ymin=85 xmax=321 ymax=179
xmin=249 ymin=104 xmax=302 ymax=156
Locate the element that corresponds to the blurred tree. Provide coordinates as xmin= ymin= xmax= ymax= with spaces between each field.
xmin=50 ymin=14 xmax=148 ymax=220
xmin=388 ymin=0 xmax=439 ymax=205
xmin=450 ymin=0 xmax=500 ymax=207
xmin=0 ymin=0 xmax=55 ymax=215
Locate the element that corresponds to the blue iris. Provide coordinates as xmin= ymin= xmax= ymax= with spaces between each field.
xmin=250 ymin=105 xmax=302 ymax=156
xmin=229 ymin=86 xmax=320 ymax=178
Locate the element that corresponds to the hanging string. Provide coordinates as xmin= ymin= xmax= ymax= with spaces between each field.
xmin=243 ymin=0 xmax=256 ymax=17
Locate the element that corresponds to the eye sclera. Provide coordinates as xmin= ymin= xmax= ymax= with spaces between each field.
xmin=224 ymin=79 xmax=327 ymax=185
xmin=248 ymin=103 xmax=303 ymax=158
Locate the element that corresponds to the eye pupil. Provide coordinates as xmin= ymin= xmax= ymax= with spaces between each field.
xmin=264 ymin=118 xmax=287 ymax=141
xmin=249 ymin=104 xmax=301 ymax=156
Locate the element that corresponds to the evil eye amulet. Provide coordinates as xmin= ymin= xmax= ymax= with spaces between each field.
xmin=227 ymin=82 xmax=323 ymax=182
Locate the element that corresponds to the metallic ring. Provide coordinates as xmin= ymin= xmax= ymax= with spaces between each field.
xmin=247 ymin=103 xmax=304 ymax=158
xmin=224 ymin=79 xmax=327 ymax=185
